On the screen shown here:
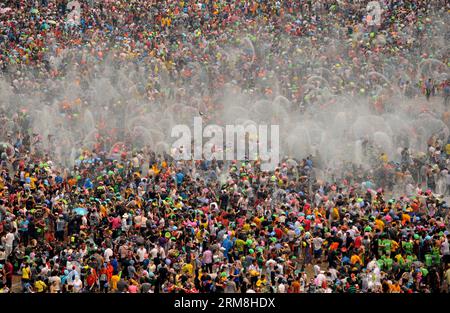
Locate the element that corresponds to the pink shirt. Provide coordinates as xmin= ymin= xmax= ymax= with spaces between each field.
xmin=203 ymin=250 xmax=213 ymax=264
xmin=111 ymin=217 xmax=121 ymax=229
xmin=128 ymin=285 xmax=138 ymax=293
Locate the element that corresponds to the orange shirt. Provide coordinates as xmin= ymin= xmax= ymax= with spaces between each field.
xmin=402 ymin=214 xmax=411 ymax=225
xmin=390 ymin=283 xmax=401 ymax=293
xmin=291 ymin=280 xmax=300 ymax=293
xmin=375 ymin=219 xmax=385 ymax=231
xmin=351 ymin=254 xmax=363 ymax=265
xmin=253 ymin=217 xmax=262 ymax=228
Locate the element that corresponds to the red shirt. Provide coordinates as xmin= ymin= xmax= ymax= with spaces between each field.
xmin=87 ymin=269 xmax=98 ymax=287
xmin=304 ymin=219 xmax=311 ymax=231
xmin=5 ymin=262 xmax=13 ymax=279
xmin=354 ymin=236 xmax=362 ymax=249
xmin=111 ymin=217 xmax=121 ymax=229
xmin=274 ymin=228 xmax=283 ymax=239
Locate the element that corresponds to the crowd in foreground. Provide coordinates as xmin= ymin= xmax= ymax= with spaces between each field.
xmin=0 ymin=0 xmax=449 ymax=293
xmin=0 ymin=127 xmax=449 ymax=294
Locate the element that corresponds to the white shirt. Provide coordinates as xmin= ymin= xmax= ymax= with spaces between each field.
xmin=276 ymin=263 xmax=284 ymax=275
xmin=315 ymin=273 xmax=327 ymax=287
xmin=137 ymin=247 xmax=147 ymax=262
xmin=149 ymin=247 xmax=158 ymax=259
xmin=132 ymin=157 xmax=139 ymax=168
xmin=40 ymin=266 xmax=50 ymax=276
xmin=121 ymin=218 xmax=128 ymax=230
xmin=367 ymin=260 xmax=378 ymax=271
xmin=265 ymin=259 xmax=277 ymax=271
xmin=73 ymin=279 xmax=83 ymax=292
xmin=313 ymin=237 xmax=323 ymax=250
xmin=158 ymin=246 xmax=166 ymax=259
xmin=313 ymin=264 xmax=321 ymax=276
xmin=79 ymin=247 xmax=88 ymax=258
xmin=104 ymin=248 xmax=113 ymax=262
xmin=441 ymin=239 xmax=449 ymax=255
xmin=5 ymin=232 xmax=14 ymax=246
xmin=329 ymin=268 xmax=338 ymax=281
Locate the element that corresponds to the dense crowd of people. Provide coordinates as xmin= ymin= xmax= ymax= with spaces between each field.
xmin=0 ymin=0 xmax=450 ymax=293
xmin=1 ymin=0 xmax=449 ymax=105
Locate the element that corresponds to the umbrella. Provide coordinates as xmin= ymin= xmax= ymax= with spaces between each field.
xmin=73 ymin=207 xmax=88 ymax=216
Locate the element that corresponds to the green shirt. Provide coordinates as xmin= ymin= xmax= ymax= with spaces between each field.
xmin=385 ymin=258 xmax=393 ymax=270
xmin=425 ymin=254 xmax=433 ymax=267
xmin=402 ymin=241 xmax=413 ymax=253
xmin=383 ymin=239 xmax=391 ymax=252
xmin=377 ymin=259 xmax=384 ymax=270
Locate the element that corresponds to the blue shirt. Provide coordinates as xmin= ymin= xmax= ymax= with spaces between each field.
xmin=84 ymin=179 xmax=93 ymax=189
xmin=176 ymin=172 xmax=185 ymax=185
xmin=111 ymin=258 xmax=119 ymax=272
xmin=19 ymin=220 xmax=29 ymax=232
xmin=222 ymin=238 xmax=234 ymax=252
xmin=342 ymin=256 xmax=350 ymax=265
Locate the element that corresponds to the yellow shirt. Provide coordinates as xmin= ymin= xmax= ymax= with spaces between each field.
xmin=250 ymin=269 xmax=260 ymax=277
xmin=22 ymin=267 xmax=31 ymax=279
xmin=182 ymin=263 xmax=194 ymax=276
xmin=195 ymin=230 xmax=204 ymax=242
xmin=30 ymin=177 xmax=37 ymax=190
xmin=35 ymin=280 xmax=47 ymax=292
xmin=332 ymin=208 xmax=339 ymax=219
xmin=235 ymin=239 xmax=245 ymax=252
xmin=394 ymin=254 xmax=404 ymax=262
xmin=111 ymin=275 xmax=120 ymax=291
